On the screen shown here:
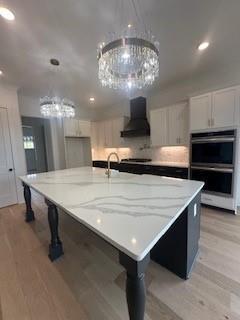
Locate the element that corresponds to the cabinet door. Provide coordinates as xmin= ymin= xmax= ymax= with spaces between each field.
xmin=63 ymin=119 xmax=79 ymax=136
xmin=78 ymin=120 xmax=91 ymax=137
xmin=168 ymin=103 xmax=188 ymax=146
xmin=190 ymin=94 xmax=211 ymax=131
xmin=103 ymin=120 xmax=113 ymax=147
xmin=112 ymin=117 xmax=126 ymax=147
xmin=150 ymin=107 xmax=168 ymax=147
xmin=212 ymin=87 xmax=237 ymax=128
xmin=91 ymin=122 xmax=99 ymax=148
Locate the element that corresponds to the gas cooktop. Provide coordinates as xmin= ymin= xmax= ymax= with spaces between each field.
xmin=121 ymin=158 xmax=152 ymax=163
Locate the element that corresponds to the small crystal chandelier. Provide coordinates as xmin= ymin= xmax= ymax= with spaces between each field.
xmin=97 ymin=0 xmax=159 ymax=91
xmin=40 ymin=59 xmax=75 ymax=118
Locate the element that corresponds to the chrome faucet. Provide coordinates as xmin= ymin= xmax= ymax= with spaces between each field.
xmin=106 ymin=152 xmax=120 ymax=178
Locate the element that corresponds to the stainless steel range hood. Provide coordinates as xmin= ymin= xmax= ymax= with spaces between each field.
xmin=121 ymin=97 xmax=150 ymax=138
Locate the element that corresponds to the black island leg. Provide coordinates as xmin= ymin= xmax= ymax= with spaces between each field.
xmin=23 ymin=183 xmax=35 ymax=222
xmin=119 ymin=252 xmax=150 ymax=320
xmin=45 ymin=199 xmax=64 ymax=261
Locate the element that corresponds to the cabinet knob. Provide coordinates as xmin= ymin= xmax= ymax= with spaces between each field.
xmin=9 ymin=168 xmax=13 ymax=172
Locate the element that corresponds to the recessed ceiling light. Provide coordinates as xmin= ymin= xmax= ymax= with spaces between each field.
xmin=128 ymin=24 xmax=132 ymax=28
xmin=89 ymin=97 xmax=95 ymax=102
xmin=198 ymin=42 xmax=209 ymax=51
xmin=0 ymin=7 xmax=15 ymax=21
xmin=0 ymin=70 xmax=3 ymax=75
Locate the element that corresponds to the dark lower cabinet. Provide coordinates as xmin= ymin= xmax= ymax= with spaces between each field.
xmin=92 ymin=161 xmax=189 ymax=179
xmin=151 ymin=192 xmax=201 ymax=279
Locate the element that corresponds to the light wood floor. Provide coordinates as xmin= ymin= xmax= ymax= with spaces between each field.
xmin=1 ymin=194 xmax=240 ymax=320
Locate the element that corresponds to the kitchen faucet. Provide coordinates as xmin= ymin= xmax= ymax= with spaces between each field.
xmin=106 ymin=152 xmax=120 ymax=178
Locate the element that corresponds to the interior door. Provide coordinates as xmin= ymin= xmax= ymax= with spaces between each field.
xmin=0 ymin=108 xmax=17 ymax=207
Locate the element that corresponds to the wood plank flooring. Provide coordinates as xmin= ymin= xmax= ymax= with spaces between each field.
xmin=0 ymin=195 xmax=240 ymax=320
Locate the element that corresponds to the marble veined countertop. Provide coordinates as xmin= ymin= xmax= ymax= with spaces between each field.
xmin=20 ymin=167 xmax=203 ymax=261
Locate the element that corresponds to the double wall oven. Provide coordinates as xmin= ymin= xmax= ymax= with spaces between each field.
xmin=190 ymin=130 xmax=236 ymax=197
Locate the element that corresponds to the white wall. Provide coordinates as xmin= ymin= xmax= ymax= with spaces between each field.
xmin=0 ymin=84 xmax=26 ymax=203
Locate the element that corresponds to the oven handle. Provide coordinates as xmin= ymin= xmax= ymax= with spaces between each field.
xmin=192 ymin=137 xmax=235 ymax=144
xmin=191 ymin=166 xmax=233 ymax=173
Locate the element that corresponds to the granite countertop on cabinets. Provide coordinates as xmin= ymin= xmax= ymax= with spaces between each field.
xmin=20 ymin=167 xmax=202 ymax=261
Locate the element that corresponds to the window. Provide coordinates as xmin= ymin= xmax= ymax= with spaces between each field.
xmin=23 ymin=136 xmax=35 ymax=149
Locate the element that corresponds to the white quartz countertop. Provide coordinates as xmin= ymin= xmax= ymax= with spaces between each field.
xmin=20 ymin=167 xmax=203 ymax=261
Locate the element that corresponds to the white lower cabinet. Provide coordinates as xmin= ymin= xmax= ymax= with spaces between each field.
xmin=150 ymin=103 xmax=188 ymax=147
xmin=201 ymin=193 xmax=236 ymax=212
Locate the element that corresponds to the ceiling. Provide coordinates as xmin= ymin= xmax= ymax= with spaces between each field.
xmin=0 ymin=0 xmax=240 ymax=109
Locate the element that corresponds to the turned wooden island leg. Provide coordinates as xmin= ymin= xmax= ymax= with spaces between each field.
xmin=119 ymin=252 xmax=150 ymax=320
xmin=23 ymin=183 xmax=35 ymax=222
xmin=45 ymin=199 xmax=64 ymax=261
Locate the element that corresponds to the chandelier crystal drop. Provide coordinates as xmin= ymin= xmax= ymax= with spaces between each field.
xmin=97 ymin=1 xmax=159 ymax=91
xmin=40 ymin=59 xmax=75 ymax=118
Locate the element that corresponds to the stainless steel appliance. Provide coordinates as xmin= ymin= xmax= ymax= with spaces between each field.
xmin=190 ymin=130 xmax=236 ymax=197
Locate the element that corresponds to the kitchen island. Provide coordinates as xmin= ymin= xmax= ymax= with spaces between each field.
xmin=20 ymin=167 xmax=204 ymax=320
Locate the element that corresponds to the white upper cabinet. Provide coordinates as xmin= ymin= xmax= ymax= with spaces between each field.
xmin=112 ymin=117 xmax=126 ymax=147
xmin=150 ymin=107 xmax=169 ymax=147
xmin=78 ymin=120 xmax=91 ymax=137
xmin=63 ymin=119 xmax=79 ymax=137
xmin=212 ymin=87 xmax=238 ymax=128
xmin=64 ymin=119 xmax=91 ymax=137
xmin=91 ymin=117 xmax=127 ymax=149
xmin=90 ymin=122 xmax=99 ymax=148
xmin=150 ymin=104 xmax=188 ymax=147
xmin=103 ymin=120 xmax=113 ymax=147
xmin=168 ymin=103 xmax=188 ymax=146
xmin=190 ymin=86 xmax=239 ymax=131
xmin=190 ymin=94 xmax=211 ymax=131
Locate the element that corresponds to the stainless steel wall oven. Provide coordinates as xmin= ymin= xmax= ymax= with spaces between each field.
xmin=190 ymin=130 xmax=236 ymax=197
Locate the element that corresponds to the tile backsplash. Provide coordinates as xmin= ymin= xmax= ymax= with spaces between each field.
xmin=92 ymin=137 xmax=189 ymax=164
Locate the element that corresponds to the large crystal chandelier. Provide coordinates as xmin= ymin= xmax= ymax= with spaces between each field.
xmin=98 ymin=0 xmax=159 ymax=91
xmin=40 ymin=59 xmax=75 ymax=118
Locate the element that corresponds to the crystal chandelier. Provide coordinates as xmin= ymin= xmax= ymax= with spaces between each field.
xmin=97 ymin=0 xmax=159 ymax=91
xmin=40 ymin=59 xmax=75 ymax=118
